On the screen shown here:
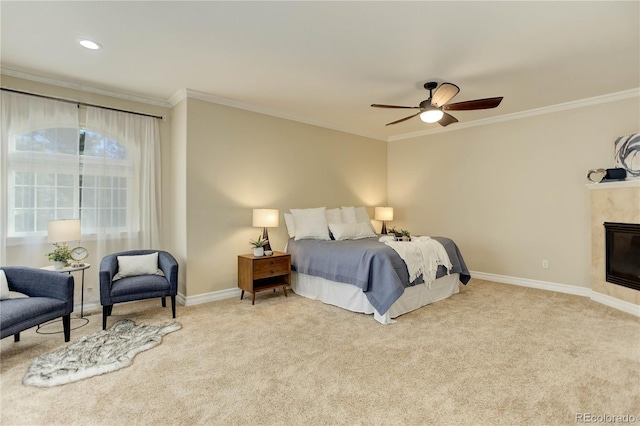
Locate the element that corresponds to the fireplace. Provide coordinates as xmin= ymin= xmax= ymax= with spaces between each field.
xmin=605 ymin=222 xmax=640 ymax=291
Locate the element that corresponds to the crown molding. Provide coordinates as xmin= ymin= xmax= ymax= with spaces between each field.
xmin=4 ymin=66 xmax=637 ymax=143
xmin=171 ymin=88 xmax=386 ymax=141
xmin=388 ymin=88 xmax=640 ymax=142
xmin=168 ymin=88 xmax=188 ymax=108
xmin=1 ymin=67 xmax=172 ymax=109
xmin=2 ymin=68 xmax=383 ymax=140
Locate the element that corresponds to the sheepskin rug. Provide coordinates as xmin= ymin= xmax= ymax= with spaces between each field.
xmin=23 ymin=319 xmax=181 ymax=387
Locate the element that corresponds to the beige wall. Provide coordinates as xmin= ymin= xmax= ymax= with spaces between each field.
xmin=388 ymin=97 xmax=639 ymax=294
xmin=4 ymin=73 xmax=638 ymax=308
xmin=181 ymin=97 xmax=387 ymax=297
xmin=1 ymin=76 xmax=387 ymax=302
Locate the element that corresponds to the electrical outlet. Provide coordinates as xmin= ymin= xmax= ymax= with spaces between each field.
xmin=542 ymin=260 xmax=549 ymax=269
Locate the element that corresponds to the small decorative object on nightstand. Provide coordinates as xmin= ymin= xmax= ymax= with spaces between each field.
xmin=238 ymin=252 xmax=291 ymax=305
xmin=249 ymin=234 xmax=268 ymax=257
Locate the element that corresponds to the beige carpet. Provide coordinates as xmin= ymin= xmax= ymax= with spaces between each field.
xmin=1 ymin=279 xmax=639 ymax=425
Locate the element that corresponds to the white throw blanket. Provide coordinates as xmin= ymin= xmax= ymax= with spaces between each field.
xmin=380 ymin=236 xmax=452 ymax=286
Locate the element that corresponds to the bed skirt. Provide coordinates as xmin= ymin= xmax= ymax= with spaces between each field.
xmin=291 ymin=271 xmax=460 ymax=324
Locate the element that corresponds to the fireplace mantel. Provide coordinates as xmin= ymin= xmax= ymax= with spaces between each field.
xmin=586 ymin=179 xmax=640 ymax=190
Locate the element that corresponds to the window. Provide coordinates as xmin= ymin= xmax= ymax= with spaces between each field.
xmin=79 ymin=129 xmax=132 ymax=232
xmin=8 ymin=128 xmax=131 ymax=237
xmin=12 ymin=171 xmax=75 ymax=233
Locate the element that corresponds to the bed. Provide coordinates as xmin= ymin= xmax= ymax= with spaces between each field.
xmin=286 ymin=236 xmax=470 ymax=324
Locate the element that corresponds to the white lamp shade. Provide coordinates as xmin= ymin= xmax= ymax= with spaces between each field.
xmin=375 ymin=207 xmax=394 ymax=221
xmin=47 ymin=219 xmax=81 ymax=244
xmin=252 ymin=209 xmax=279 ymax=228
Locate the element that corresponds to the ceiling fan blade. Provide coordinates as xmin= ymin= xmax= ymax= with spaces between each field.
xmin=438 ymin=112 xmax=459 ymax=127
xmin=385 ymin=112 xmax=421 ymax=126
xmin=431 ymin=83 xmax=460 ymax=107
xmin=371 ymin=104 xmax=420 ymax=109
xmin=443 ymin=97 xmax=503 ymax=111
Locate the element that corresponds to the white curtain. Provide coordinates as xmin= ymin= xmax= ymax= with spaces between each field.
xmin=83 ymin=106 xmax=161 ymax=260
xmin=0 ymin=92 xmax=79 ymax=265
xmin=0 ymin=92 xmax=162 ymax=269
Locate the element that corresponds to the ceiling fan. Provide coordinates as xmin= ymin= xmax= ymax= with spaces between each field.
xmin=371 ymin=81 xmax=503 ymax=127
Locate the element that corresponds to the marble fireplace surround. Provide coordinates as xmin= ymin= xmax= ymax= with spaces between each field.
xmin=588 ymin=179 xmax=640 ymax=313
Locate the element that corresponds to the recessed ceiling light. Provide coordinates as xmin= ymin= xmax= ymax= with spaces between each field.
xmin=78 ymin=39 xmax=102 ymax=50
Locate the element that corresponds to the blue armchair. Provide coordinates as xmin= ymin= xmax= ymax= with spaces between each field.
xmin=1 ymin=267 xmax=74 ymax=342
xmin=99 ymin=250 xmax=178 ymax=330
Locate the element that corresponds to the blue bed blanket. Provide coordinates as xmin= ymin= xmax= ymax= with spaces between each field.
xmin=286 ymin=236 xmax=470 ymax=315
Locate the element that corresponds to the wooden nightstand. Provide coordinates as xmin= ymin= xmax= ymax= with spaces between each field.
xmin=238 ymin=252 xmax=291 ymax=305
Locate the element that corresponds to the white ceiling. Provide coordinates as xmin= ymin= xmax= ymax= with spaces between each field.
xmin=1 ymin=1 xmax=639 ymax=141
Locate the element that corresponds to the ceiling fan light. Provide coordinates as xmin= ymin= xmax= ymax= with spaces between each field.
xmin=419 ymin=109 xmax=444 ymax=123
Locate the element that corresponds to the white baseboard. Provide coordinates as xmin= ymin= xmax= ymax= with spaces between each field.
xmin=471 ymin=271 xmax=640 ymax=317
xmin=176 ymin=292 xmax=187 ymax=306
xmin=155 ymin=273 xmax=640 ymax=318
xmin=76 ymin=296 xmax=193 ymax=316
xmin=179 ymin=287 xmax=241 ymax=307
xmin=590 ymin=291 xmax=640 ymax=317
xmin=470 ymin=271 xmax=592 ymax=297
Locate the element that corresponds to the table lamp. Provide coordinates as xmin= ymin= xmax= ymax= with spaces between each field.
xmin=47 ymin=219 xmax=81 ymax=247
xmin=252 ymin=209 xmax=279 ymax=252
xmin=375 ymin=207 xmax=394 ymax=235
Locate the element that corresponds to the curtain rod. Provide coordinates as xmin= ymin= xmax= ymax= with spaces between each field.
xmin=1 ymin=87 xmax=166 ymax=120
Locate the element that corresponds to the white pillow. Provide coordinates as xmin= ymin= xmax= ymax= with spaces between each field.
xmin=0 ymin=270 xmax=28 ymax=299
xmin=0 ymin=270 xmax=9 ymax=300
xmin=340 ymin=206 xmax=357 ymax=223
xmin=342 ymin=206 xmax=376 ymax=232
xmin=329 ymin=222 xmax=377 ymax=240
xmin=114 ymin=252 xmax=159 ymax=280
xmin=354 ymin=206 xmax=370 ymax=222
xmin=291 ymin=207 xmax=330 ymax=241
xmin=284 ymin=213 xmax=296 ymax=238
xmin=326 ymin=208 xmax=342 ymax=225
xmin=355 ymin=206 xmax=376 ymax=233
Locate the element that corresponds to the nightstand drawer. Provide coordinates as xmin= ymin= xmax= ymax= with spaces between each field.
xmin=253 ymin=257 xmax=290 ymax=279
